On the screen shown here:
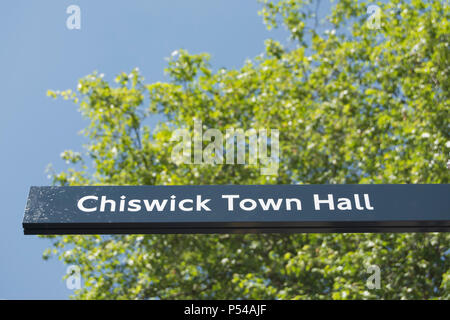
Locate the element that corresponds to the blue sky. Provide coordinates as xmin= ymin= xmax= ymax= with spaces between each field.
xmin=0 ymin=0 xmax=294 ymax=299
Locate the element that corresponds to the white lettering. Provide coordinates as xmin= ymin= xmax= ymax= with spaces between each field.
xmin=77 ymin=195 xmax=98 ymax=212
xmin=222 ymin=194 xmax=240 ymax=211
xmin=314 ymin=194 xmax=335 ymax=210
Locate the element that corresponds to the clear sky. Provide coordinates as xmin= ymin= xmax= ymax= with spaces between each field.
xmin=0 ymin=0 xmax=295 ymax=299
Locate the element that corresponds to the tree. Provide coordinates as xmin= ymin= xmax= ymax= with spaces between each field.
xmin=45 ymin=0 xmax=449 ymax=299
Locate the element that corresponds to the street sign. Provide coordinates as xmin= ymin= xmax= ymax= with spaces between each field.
xmin=23 ymin=184 xmax=450 ymax=234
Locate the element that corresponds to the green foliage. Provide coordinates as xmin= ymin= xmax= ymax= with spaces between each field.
xmin=45 ymin=0 xmax=449 ymax=299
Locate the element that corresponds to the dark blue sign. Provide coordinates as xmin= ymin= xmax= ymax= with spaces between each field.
xmin=23 ymin=184 xmax=450 ymax=234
